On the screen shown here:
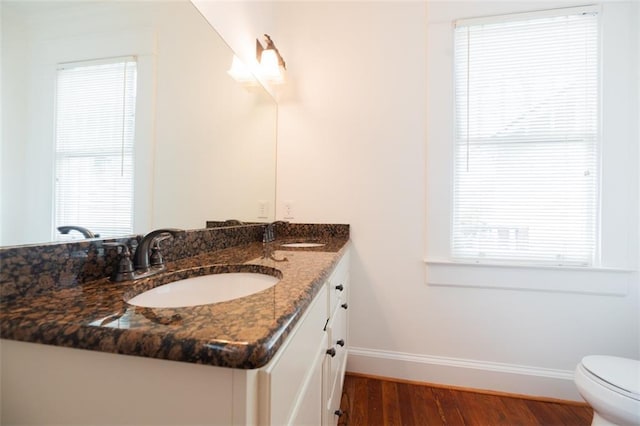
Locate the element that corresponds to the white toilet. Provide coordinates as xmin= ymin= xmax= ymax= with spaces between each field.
xmin=575 ymin=355 xmax=640 ymax=426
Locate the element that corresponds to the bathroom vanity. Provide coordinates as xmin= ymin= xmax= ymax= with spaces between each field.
xmin=0 ymin=224 xmax=350 ymax=425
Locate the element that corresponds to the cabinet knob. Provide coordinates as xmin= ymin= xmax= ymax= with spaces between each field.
xmin=335 ymin=284 xmax=344 ymax=291
xmin=334 ymin=409 xmax=344 ymax=417
xmin=326 ymin=347 xmax=336 ymax=357
xmin=336 ymin=339 xmax=345 ymax=347
xmin=341 ymin=303 xmax=348 ymax=310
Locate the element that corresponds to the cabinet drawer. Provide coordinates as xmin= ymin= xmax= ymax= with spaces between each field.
xmin=324 ymin=315 xmax=348 ymax=426
xmin=260 ymin=285 xmax=328 ymax=426
xmin=325 ymin=356 xmax=347 ymax=426
xmin=325 ymin=304 xmax=347 ymax=396
xmin=328 ymin=254 xmax=350 ymax=316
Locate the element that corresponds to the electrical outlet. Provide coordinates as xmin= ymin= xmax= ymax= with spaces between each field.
xmin=283 ymin=201 xmax=294 ymax=220
xmin=258 ymin=201 xmax=269 ymax=219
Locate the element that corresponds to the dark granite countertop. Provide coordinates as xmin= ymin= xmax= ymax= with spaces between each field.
xmin=0 ymin=237 xmax=350 ymax=369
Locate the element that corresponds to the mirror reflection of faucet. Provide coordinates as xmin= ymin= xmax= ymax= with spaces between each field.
xmin=262 ymin=221 xmax=288 ymax=243
xmin=57 ymin=225 xmax=99 ymax=239
xmin=105 ymin=228 xmax=183 ymax=282
xmin=262 ymin=221 xmax=289 ymax=262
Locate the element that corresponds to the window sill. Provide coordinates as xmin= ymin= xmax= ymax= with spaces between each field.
xmin=424 ymin=258 xmax=634 ymax=296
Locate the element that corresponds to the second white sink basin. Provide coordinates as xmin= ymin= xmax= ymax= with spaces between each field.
xmin=280 ymin=242 xmax=325 ymax=248
xmin=127 ymin=272 xmax=279 ymax=308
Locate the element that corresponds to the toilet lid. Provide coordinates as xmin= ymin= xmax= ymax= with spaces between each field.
xmin=582 ymin=356 xmax=640 ymax=396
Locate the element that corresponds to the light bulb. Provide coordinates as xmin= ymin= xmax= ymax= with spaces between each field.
xmin=227 ymin=55 xmax=256 ymax=84
xmin=260 ymin=50 xmax=285 ymax=84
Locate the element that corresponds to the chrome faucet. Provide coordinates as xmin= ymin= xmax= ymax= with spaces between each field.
xmin=57 ymin=225 xmax=99 ymax=238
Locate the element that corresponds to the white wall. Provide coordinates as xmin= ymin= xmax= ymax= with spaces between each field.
xmin=148 ymin=2 xmax=277 ymax=230
xmin=192 ymin=0 xmax=276 ymax=91
xmin=0 ymin=6 xmax=29 ymax=245
xmin=165 ymin=0 xmax=640 ymax=401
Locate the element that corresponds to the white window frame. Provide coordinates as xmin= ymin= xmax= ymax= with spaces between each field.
xmin=22 ymin=30 xmax=156 ymax=242
xmin=451 ymin=6 xmax=600 ymax=267
xmin=54 ymin=56 xmax=138 ymax=239
xmin=425 ymin=2 xmax=639 ymax=295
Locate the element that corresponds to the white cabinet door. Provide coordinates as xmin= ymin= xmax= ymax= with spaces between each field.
xmin=260 ymin=285 xmax=328 ymax=426
xmin=289 ymin=333 xmax=327 ymax=426
xmin=323 ymin=252 xmax=350 ymax=426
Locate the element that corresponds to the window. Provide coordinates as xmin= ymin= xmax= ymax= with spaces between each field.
xmin=452 ymin=7 xmax=599 ymax=266
xmin=54 ymin=57 xmax=137 ymax=239
xmin=426 ymin=3 xmax=636 ymax=294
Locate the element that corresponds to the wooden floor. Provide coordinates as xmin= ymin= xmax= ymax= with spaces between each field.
xmin=339 ymin=374 xmax=593 ymax=426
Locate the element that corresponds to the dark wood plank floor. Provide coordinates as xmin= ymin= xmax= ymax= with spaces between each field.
xmin=339 ymin=374 xmax=593 ymax=426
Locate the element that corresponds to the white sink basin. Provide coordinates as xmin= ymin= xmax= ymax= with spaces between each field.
xmin=127 ymin=272 xmax=279 ymax=308
xmin=280 ymin=242 xmax=325 ymax=248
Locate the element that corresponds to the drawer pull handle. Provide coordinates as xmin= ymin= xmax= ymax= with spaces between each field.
xmin=334 ymin=409 xmax=344 ymax=417
xmin=326 ymin=347 xmax=336 ymax=357
xmin=336 ymin=339 xmax=345 ymax=347
xmin=341 ymin=303 xmax=348 ymax=309
xmin=335 ymin=284 xmax=344 ymax=291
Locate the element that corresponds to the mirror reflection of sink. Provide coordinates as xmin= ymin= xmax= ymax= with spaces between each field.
xmin=280 ymin=242 xmax=326 ymax=248
xmin=127 ymin=272 xmax=279 ymax=308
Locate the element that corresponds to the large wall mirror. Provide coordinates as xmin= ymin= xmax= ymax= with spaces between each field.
xmin=1 ymin=0 xmax=277 ymax=247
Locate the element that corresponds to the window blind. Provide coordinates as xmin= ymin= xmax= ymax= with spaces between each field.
xmin=54 ymin=57 xmax=137 ymax=239
xmin=452 ymin=8 xmax=599 ymax=266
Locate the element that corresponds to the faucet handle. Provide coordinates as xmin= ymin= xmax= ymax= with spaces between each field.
xmin=104 ymin=242 xmax=135 ymax=282
xmin=149 ymin=235 xmax=171 ymax=267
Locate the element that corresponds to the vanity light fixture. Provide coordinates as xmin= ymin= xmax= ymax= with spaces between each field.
xmin=227 ymin=55 xmax=257 ymax=86
xmin=256 ymin=34 xmax=286 ymax=84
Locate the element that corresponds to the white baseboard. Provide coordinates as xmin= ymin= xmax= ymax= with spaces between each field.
xmin=347 ymin=347 xmax=583 ymax=402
